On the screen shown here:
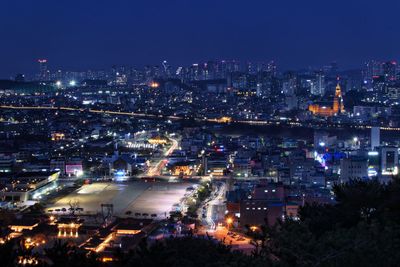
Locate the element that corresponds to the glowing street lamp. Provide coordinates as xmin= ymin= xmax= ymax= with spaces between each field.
xmin=69 ymin=80 xmax=76 ymax=86
xmin=226 ymin=217 xmax=233 ymax=230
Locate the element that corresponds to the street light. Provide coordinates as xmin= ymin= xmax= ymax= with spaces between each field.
xmin=226 ymin=217 xmax=233 ymax=230
xmin=250 ymin=226 xmax=258 ymax=232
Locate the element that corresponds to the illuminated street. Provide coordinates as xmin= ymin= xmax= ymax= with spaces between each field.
xmin=202 ymin=181 xmax=226 ymax=230
xmin=146 ymin=137 xmax=179 ymax=176
xmin=3 ymin=105 xmax=400 ymax=132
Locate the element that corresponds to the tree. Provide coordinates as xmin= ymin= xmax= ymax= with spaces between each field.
xmin=44 ymin=239 xmax=98 ymax=267
xmin=122 ymin=236 xmax=267 ymax=267
xmin=259 ymin=179 xmax=400 ymax=266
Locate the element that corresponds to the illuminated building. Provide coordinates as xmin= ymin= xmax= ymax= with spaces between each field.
xmin=311 ymin=71 xmax=325 ymax=96
xmin=9 ymin=219 xmax=39 ymax=233
xmin=382 ymin=61 xmax=397 ymax=82
xmin=17 ymin=256 xmax=39 ymax=265
xmin=236 ymin=89 xmax=257 ymax=97
xmin=387 ymin=83 xmax=400 ymax=100
xmin=240 ymin=199 xmax=284 ymax=227
xmin=57 ymin=218 xmax=82 ymax=238
xmin=380 ymin=146 xmax=399 ymax=176
xmin=232 ymin=157 xmax=251 ymax=177
xmin=83 ymin=219 xmax=151 ymax=254
xmin=309 ymin=81 xmax=345 ymax=116
xmin=205 ymin=153 xmax=227 ymax=176
xmin=65 ymin=158 xmax=83 ymax=177
xmin=0 ymin=80 xmax=55 ymax=95
xmin=363 ymin=60 xmax=383 ymax=90
xmin=50 ymin=158 xmax=66 ymax=174
xmin=0 ymin=153 xmax=15 ymax=173
xmin=51 ymin=132 xmax=65 ymax=141
xmin=148 ymin=136 xmax=169 ymax=145
xmin=38 ymin=59 xmax=49 ymax=81
xmin=115 ymin=72 xmax=127 ymax=85
xmin=370 ymin=127 xmax=380 ymax=150
xmin=0 ymin=171 xmax=59 ymax=202
xmin=282 ymin=71 xmax=297 ymax=96
xmin=170 ymin=162 xmax=193 ymax=176
xmin=215 ymin=116 xmax=232 ymax=123
xmin=149 ymin=81 xmax=159 ymax=88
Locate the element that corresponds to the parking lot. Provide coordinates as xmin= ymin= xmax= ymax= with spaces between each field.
xmin=47 ymin=181 xmax=194 ymax=218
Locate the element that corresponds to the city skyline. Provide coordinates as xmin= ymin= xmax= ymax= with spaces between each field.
xmin=1 ymin=1 xmax=400 ymax=266
xmin=1 ymin=0 xmax=400 ymax=77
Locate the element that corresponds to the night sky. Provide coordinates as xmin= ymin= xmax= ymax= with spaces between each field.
xmin=0 ymin=0 xmax=399 ymax=77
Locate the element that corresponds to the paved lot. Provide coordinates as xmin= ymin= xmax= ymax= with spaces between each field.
xmin=47 ymin=181 xmax=194 ymax=218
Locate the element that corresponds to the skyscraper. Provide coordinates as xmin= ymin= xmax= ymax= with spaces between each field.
xmin=370 ymin=127 xmax=380 ymax=151
xmin=282 ymin=72 xmax=297 ymax=96
xmin=382 ymin=61 xmax=397 ymax=82
xmin=311 ymin=71 xmax=325 ymax=96
xmin=363 ymin=60 xmax=382 ymax=91
xmin=38 ymin=59 xmax=49 ymax=81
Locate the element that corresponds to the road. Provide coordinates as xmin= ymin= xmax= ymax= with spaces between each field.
xmin=206 ymin=226 xmax=253 ymax=253
xmin=201 ymin=182 xmax=226 ymax=231
xmin=2 ymin=105 xmax=400 ymax=132
xmin=145 ymin=137 xmax=179 ymax=176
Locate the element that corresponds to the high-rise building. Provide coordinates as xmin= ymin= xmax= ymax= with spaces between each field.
xmin=267 ymin=61 xmax=277 ymax=77
xmin=387 ymin=83 xmax=400 ymax=100
xmin=371 ymin=127 xmax=380 ymax=150
xmin=38 ymin=59 xmax=49 ymax=80
xmin=363 ymin=60 xmax=383 ymax=90
xmin=382 ymin=61 xmax=397 ymax=82
xmin=282 ymin=72 xmax=297 ymax=96
xmin=380 ymin=146 xmax=398 ymax=176
xmin=311 ymin=71 xmax=325 ymax=96
xmin=246 ymin=62 xmax=257 ymax=75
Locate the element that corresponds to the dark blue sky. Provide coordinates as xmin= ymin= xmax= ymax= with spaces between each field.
xmin=1 ymin=0 xmax=399 ymax=77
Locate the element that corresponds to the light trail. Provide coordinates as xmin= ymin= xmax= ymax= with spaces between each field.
xmin=146 ymin=137 xmax=179 ymax=176
xmin=2 ymin=105 xmax=400 ymax=131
